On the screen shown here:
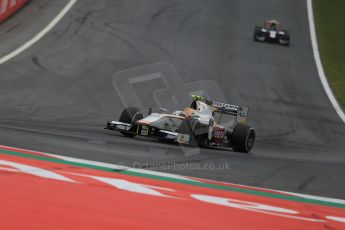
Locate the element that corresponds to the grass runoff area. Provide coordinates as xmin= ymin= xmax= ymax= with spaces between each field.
xmin=313 ymin=0 xmax=345 ymax=106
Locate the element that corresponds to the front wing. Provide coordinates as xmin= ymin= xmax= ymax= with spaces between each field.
xmin=105 ymin=121 xmax=187 ymax=143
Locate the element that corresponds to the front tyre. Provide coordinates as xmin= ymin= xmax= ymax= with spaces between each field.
xmin=280 ymin=30 xmax=290 ymax=46
xmin=253 ymin=26 xmax=264 ymax=42
xmin=231 ymin=124 xmax=255 ymax=153
xmin=119 ymin=107 xmax=143 ymax=137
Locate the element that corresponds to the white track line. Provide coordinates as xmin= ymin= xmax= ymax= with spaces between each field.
xmin=307 ymin=0 xmax=345 ymax=123
xmin=0 ymin=0 xmax=78 ymax=65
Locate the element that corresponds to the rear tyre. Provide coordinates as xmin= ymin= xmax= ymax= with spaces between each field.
xmin=119 ymin=107 xmax=143 ymax=137
xmin=231 ymin=124 xmax=255 ymax=153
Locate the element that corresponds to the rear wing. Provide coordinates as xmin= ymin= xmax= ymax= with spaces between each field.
xmin=212 ymin=101 xmax=240 ymax=114
xmin=191 ymin=95 xmax=249 ymax=121
xmin=264 ymin=19 xmax=281 ymax=30
xmin=211 ymin=101 xmax=249 ymax=125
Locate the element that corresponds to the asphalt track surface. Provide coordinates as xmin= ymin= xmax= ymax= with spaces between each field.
xmin=1 ymin=0 xmax=345 ymax=198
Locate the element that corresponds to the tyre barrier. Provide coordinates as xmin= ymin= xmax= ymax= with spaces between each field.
xmin=0 ymin=0 xmax=29 ymax=22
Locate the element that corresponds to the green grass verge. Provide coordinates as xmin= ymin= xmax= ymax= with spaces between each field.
xmin=313 ymin=0 xmax=345 ymax=106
